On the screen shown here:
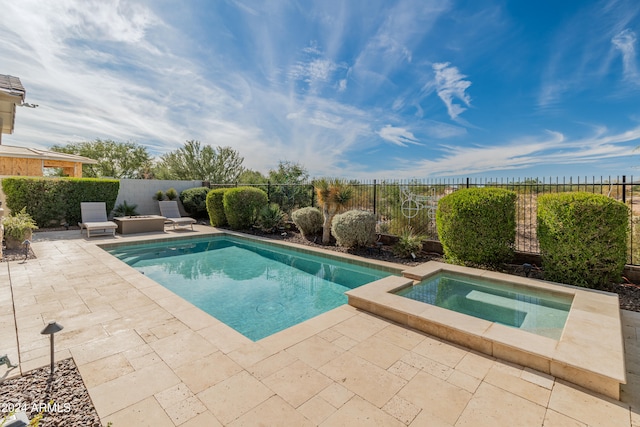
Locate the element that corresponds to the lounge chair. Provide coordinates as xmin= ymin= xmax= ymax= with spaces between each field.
xmin=79 ymin=202 xmax=117 ymax=238
xmin=158 ymin=201 xmax=196 ymax=230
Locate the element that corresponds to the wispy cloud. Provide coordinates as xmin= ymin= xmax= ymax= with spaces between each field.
xmin=612 ymin=28 xmax=639 ymax=83
xmin=430 ymin=62 xmax=472 ymax=121
xmin=377 ymin=125 xmax=422 ymax=147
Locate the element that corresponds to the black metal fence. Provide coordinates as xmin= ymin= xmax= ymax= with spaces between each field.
xmin=211 ymin=176 xmax=639 ymax=264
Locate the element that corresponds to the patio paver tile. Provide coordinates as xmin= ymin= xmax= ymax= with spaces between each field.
xmin=89 ymin=361 xmax=181 ymax=419
xmin=483 ymin=363 xmax=551 ymax=407
xmin=197 ymin=370 xmax=274 ymax=425
xmin=542 ymin=409 xmax=587 ymax=427
xmin=349 ymin=335 xmax=408 ymax=369
xmin=77 ymin=353 xmax=134 ymax=388
xmin=228 ymin=395 xmax=314 ymax=427
xmin=320 ymin=352 xmax=407 ymax=408
xmin=102 ymin=396 xmax=173 ymax=427
xmin=285 ymin=335 xmax=345 ymax=369
xmin=262 ymin=359 xmax=333 ymax=408
xmin=397 ymin=371 xmax=471 ymax=425
xmin=150 ymin=329 xmax=218 ymax=368
xmin=297 ymin=395 xmax=337 ymax=425
xmin=317 ymin=383 xmax=355 ymax=409
xmin=174 ymin=351 xmax=243 ymax=394
xmin=547 ymin=380 xmax=631 ymax=427
xmin=247 ymin=350 xmax=298 ymax=380
xmin=382 ymin=395 xmax=421 ymax=425
xmin=320 ymin=395 xmax=404 ymax=427
xmin=455 ymin=382 xmax=546 ymax=427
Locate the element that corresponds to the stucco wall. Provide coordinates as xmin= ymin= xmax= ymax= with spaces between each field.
xmin=115 ymin=179 xmax=204 ymax=216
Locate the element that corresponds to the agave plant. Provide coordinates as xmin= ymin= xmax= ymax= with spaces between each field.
xmin=258 ymin=203 xmax=286 ymax=233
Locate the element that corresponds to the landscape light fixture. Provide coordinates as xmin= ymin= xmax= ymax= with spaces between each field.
xmin=22 ymin=239 xmax=31 ymax=261
xmin=40 ymin=321 xmax=63 ymax=374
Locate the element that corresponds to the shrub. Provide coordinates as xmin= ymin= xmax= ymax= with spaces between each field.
xmin=331 ymin=210 xmax=376 ymax=248
xmin=180 ymin=187 xmax=211 ymax=218
xmin=1 ymin=177 xmax=119 ymax=227
xmin=112 ymin=201 xmax=139 ymax=217
xmin=2 ymin=207 xmax=38 ymax=243
xmin=538 ymin=192 xmax=628 ymax=288
xmin=291 ymin=207 xmax=323 ymax=238
xmin=258 ymin=203 xmax=286 ymax=232
xmin=153 ymin=190 xmax=165 ymax=201
xmin=437 ymin=188 xmax=517 ymax=266
xmin=206 ymin=188 xmax=229 ymax=227
xmin=393 ymin=227 xmax=424 ymax=258
xmin=165 ymin=188 xmax=178 ymax=200
xmin=223 ymin=186 xmax=268 ymax=229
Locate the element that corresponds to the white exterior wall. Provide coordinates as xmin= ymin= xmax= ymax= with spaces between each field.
xmin=115 ymin=179 xmax=204 ymax=216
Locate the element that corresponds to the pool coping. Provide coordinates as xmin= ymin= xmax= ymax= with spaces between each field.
xmin=346 ymin=261 xmax=626 ymax=400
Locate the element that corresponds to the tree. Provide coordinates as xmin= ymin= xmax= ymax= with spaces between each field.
xmin=268 ymin=161 xmax=311 ymax=213
xmin=154 ymin=140 xmax=244 ymax=183
xmin=50 ymin=139 xmax=153 ymax=178
xmin=238 ymin=169 xmax=267 ymax=184
xmin=314 ymin=178 xmax=353 ymax=244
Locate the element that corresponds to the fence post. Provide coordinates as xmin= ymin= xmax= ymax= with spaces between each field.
xmin=267 ymin=180 xmax=271 ymax=202
xmin=466 ymin=177 xmax=470 ymax=189
xmin=623 ymin=175 xmax=626 ymax=204
xmin=373 ymin=179 xmax=377 ymax=215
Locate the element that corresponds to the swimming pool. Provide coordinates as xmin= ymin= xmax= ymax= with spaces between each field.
xmin=394 ymin=272 xmax=571 ymax=339
xmin=106 ymin=235 xmax=398 ymax=340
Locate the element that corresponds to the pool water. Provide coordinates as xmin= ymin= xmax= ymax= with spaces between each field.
xmin=395 ymin=272 xmax=572 ymax=339
xmin=107 ymin=236 xmax=394 ymax=341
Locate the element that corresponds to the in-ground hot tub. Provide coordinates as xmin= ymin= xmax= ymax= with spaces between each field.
xmin=346 ymin=261 xmax=626 ymax=399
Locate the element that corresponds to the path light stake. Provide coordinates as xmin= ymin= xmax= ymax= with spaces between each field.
xmin=40 ymin=321 xmax=63 ymax=374
xmin=22 ymin=239 xmax=31 ymax=261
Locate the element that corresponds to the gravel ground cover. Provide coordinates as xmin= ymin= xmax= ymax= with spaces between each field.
xmin=0 ymin=359 xmax=101 ymax=427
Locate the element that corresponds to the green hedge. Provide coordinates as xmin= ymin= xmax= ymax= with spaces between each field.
xmin=223 ymin=186 xmax=268 ymax=229
xmin=2 ymin=177 xmax=119 ymax=227
xmin=436 ymin=188 xmax=516 ymax=266
xmin=206 ymin=188 xmax=229 ymax=227
xmin=537 ymin=192 xmax=628 ymax=288
xmin=179 ymin=187 xmax=210 ymax=218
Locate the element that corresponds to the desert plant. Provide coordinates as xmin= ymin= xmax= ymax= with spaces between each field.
xmin=153 ymin=190 xmax=165 ymax=201
xmin=331 ymin=210 xmax=376 ymax=248
xmin=393 ymin=227 xmax=424 ymax=258
xmin=538 ymin=192 xmax=628 ymax=288
xmin=291 ymin=207 xmax=323 ymax=238
xmin=2 ymin=208 xmax=38 ymax=249
xmin=112 ymin=201 xmax=139 ymax=217
xmin=314 ymin=178 xmax=353 ymax=244
xmin=206 ymin=188 xmax=229 ymax=227
xmin=437 ymin=188 xmax=516 ymax=266
xmin=258 ymin=203 xmax=286 ymax=232
xmin=165 ymin=187 xmax=178 ymax=200
xmin=179 ymin=187 xmax=210 ymax=218
xmin=223 ymin=186 xmax=268 ymax=229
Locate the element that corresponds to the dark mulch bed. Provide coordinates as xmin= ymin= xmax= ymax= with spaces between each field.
xmin=0 ymin=358 xmax=101 ymax=426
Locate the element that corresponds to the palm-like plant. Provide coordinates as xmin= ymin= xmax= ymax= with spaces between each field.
xmin=314 ymin=179 xmax=353 ymax=244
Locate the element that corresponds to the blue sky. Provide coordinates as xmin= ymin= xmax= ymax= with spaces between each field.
xmin=2 ymin=0 xmax=640 ymax=179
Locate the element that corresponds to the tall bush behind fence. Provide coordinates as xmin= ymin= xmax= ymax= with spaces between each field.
xmin=537 ymin=192 xmax=629 ymax=288
xmin=436 ymin=188 xmax=517 ymax=266
xmin=208 ymin=175 xmax=638 ymax=264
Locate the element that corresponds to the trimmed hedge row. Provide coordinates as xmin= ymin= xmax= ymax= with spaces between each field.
xmin=1 ymin=177 xmax=119 ymax=227
xmin=206 ymin=188 xmax=229 ymax=227
xmin=538 ymin=192 xmax=628 ymax=288
xmin=223 ymin=186 xmax=268 ymax=229
xmin=436 ymin=188 xmax=517 ymax=266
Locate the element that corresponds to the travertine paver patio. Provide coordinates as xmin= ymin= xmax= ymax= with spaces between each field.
xmin=1 ymin=227 xmax=639 ymax=426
